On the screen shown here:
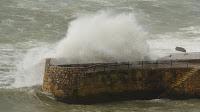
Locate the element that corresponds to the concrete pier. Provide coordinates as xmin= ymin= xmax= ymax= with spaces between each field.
xmin=42 ymin=55 xmax=200 ymax=104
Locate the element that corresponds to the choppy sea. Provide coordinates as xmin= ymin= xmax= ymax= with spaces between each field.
xmin=1 ymin=0 xmax=200 ymax=112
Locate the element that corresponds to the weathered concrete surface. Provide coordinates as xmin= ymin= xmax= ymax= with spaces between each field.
xmin=42 ymin=58 xmax=200 ymax=103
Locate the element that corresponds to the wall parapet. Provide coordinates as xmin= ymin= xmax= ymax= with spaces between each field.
xmin=42 ymin=58 xmax=200 ymax=104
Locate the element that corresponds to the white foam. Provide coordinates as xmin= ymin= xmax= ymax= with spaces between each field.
xmin=11 ymin=45 xmax=55 ymax=88
xmin=11 ymin=11 xmax=152 ymax=88
xmin=55 ymin=11 xmax=150 ymax=64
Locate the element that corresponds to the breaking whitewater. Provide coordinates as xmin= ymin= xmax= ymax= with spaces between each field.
xmin=1 ymin=0 xmax=200 ymax=112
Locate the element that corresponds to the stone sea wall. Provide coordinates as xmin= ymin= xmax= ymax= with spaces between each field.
xmin=42 ymin=59 xmax=200 ymax=103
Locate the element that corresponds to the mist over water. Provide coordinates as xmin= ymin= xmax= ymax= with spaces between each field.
xmin=55 ymin=11 xmax=150 ymax=63
xmin=12 ymin=11 xmax=150 ymax=88
xmin=12 ymin=46 xmax=53 ymax=88
xmin=0 ymin=0 xmax=200 ymax=112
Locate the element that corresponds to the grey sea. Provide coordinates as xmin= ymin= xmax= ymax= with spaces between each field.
xmin=1 ymin=0 xmax=200 ymax=112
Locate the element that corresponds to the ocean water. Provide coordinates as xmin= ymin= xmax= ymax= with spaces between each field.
xmin=1 ymin=0 xmax=200 ymax=112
